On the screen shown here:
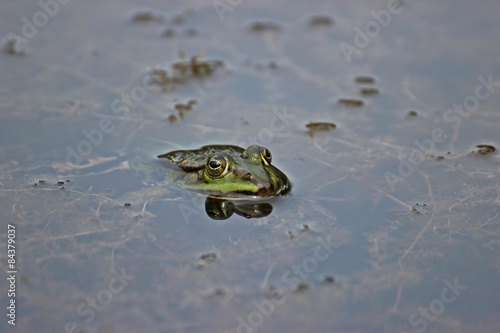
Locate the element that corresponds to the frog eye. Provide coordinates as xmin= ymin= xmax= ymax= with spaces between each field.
xmin=260 ymin=147 xmax=272 ymax=164
xmin=206 ymin=155 xmax=229 ymax=178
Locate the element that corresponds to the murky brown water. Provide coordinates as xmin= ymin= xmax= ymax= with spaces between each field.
xmin=1 ymin=0 xmax=500 ymax=332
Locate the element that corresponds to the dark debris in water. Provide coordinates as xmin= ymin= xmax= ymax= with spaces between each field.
xmin=354 ymin=75 xmax=378 ymax=96
xmin=162 ymin=28 xmax=176 ymax=38
xmin=308 ymin=15 xmax=334 ymax=26
xmin=131 ymin=11 xmax=164 ymax=23
xmin=300 ymin=224 xmax=310 ymax=232
xmin=149 ymin=53 xmax=224 ymax=90
xmin=411 ymin=203 xmax=429 ymax=214
xmin=359 ymin=87 xmax=379 ymax=96
xmin=338 ymin=98 xmax=364 ymax=107
xmin=248 ymin=21 xmax=282 ymax=32
xmin=354 ymin=76 xmax=376 ymax=84
xmin=266 ymin=285 xmax=284 ymax=299
xmin=473 ymin=144 xmax=497 ymax=155
xmin=293 ymin=282 xmax=310 ymax=292
xmin=306 ymin=121 xmax=337 ymax=137
xmin=4 ymin=38 xmax=26 ymax=56
xmin=32 ymin=178 xmax=72 ymax=188
xmin=185 ymin=27 xmax=198 ymax=37
xmin=407 ymin=110 xmax=418 ymax=117
xmin=174 ymin=100 xmax=196 ymax=112
xmin=199 ymin=252 xmax=217 ymax=261
xmin=162 ymin=27 xmax=198 ymax=38
xmin=172 ymin=8 xmax=195 ymax=25
xmin=167 ymin=114 xmax=177 ymax=124
xmin=205 ymin=287 xmax=229 ymax=298
xmin=34 ymin=179 xmax=49 ymax=187
xmin=195 ymin=251 xmax=218 ymax=269
xmin=168 ymin=99 xmax=197 ymax=123
xmin=244 ymin=58 xmax=278 ymax=70
xmin=204 ymin=287 xmax=233 ymax=305
xmin=322 ymin=275 xmax=335 ymax=284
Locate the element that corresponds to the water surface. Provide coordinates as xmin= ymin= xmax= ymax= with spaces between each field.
xmin=1 ymin=1 xmax=499 ymax=332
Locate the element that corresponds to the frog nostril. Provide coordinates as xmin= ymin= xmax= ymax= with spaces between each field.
xmin=243 ymin=172 xmax=252 ymax=180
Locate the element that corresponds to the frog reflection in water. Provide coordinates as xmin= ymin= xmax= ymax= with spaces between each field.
xmin=158 ymin=145 xmax=291 ymax=199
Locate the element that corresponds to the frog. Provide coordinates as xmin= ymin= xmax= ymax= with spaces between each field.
xmin=156 ymin=144 xmax=291 ymax=199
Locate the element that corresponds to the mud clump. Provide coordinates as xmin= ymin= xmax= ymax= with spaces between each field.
xmin=473 ymin=144 xmax=497 ymax=155
xmin=306 ymin=121 xmax=337 ymax=137
xmin=308 ymin=15 xmax=334 ymax=26
xmin=338 ymin=98 xmax=364 ymax=107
